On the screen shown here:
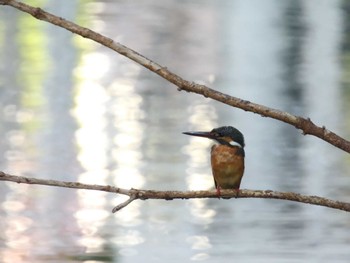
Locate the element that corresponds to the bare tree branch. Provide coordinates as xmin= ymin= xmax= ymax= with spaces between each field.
xmin=1 ymin=171 xmax=349 ymax=212
xmin=1 ymin=0 xmax=349 ymax=153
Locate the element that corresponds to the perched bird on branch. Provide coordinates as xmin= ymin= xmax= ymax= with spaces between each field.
xmin=183 ymin=126 xmax=245 ymax=197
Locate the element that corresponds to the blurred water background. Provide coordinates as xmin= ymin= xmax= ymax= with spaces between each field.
xmin=1 ymin=0 xmax=350 ymax=262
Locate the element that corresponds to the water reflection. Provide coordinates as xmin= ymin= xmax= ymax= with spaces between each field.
xmin=109 ymin=78 xmax=145 ymax=189
xmin=74 ymin=44 xmax=114 ymax=258
xmin=0 ymin=5 xmax=47 ymax=263
xmin=1 ymin=0 xmax=350 ymax=262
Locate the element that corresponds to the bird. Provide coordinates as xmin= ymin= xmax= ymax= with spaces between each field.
xmin=183 ymin=126 xmax=245 ymax=197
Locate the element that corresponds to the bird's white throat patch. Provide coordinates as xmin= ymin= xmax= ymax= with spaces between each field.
xmin=229 ymin=141 xmax=242 ymax=148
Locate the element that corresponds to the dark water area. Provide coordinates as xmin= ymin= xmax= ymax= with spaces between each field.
xmin=1 ymin=0 xmax=350 ymax=262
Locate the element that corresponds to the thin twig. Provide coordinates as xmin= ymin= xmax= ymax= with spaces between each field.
xmin=112 ymin=195 xmax=138 ymax=213
xmin=1 ymin=0 xmax=349 ymax=153
xmin=0 ymin=172 xmax=349 ymax=212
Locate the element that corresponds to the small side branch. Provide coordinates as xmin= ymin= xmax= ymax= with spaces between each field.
xmin=112 ymin=195 xmax=138 ymax=213
xmin=1 ymin=172 xmax=349 ymax=213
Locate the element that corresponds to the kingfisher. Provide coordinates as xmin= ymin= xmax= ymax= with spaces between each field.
xmin=183 ymin=126 xmax=245 ymax=197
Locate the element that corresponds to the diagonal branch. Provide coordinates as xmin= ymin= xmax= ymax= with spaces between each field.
xmin=1 ymin=0 xmax=349 ymax=153
xmin=1 ymin=171 xmax=350 ymax=212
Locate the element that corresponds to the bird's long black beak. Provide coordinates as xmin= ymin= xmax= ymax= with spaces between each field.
xmin=182 ymin=131 xmax=215 ymax=139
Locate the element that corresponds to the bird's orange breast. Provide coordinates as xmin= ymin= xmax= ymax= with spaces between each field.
xmin=210 ymin=144 xmax=245 ymax=190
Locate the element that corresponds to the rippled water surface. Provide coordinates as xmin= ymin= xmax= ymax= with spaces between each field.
xmin=1 ymin=0 xmax=350 ymax=262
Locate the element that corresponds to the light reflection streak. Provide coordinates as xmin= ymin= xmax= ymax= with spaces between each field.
xmin=110 ymin=77 xmax=145 ymax=237
xmin=75 ymin=51 xmax=146 ymax=253
xmin=74 ymin=52 xmax=110 ymax=254
xmin=76 ymin=52 xmax=110 ymax=80
xmin=74 ymin=82 xmax=108 ymax=172
xmin=183 ymin=102 xmax=217 ymax=243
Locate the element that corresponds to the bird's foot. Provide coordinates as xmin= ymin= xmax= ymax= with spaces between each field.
xmin=235 ymin=188 xmax=240 ymax=198
xmin=216 ymin=187 xmax=222 ymax=199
